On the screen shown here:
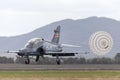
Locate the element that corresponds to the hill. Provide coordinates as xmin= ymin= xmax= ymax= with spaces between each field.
xmin=1 ymin=16 xmax=120 ymax=58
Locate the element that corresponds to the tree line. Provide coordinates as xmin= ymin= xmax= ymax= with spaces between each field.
xmin=1 ymin=53 xmax=120 ymax=64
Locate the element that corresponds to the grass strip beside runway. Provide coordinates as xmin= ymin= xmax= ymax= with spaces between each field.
xmin=0 ymin=70 xmax=120 ymax=78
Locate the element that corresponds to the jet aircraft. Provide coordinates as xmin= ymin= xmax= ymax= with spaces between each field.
xmin=7 ymin=26 xmax=82 ymax=65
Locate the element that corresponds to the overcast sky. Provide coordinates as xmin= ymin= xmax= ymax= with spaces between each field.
xmin=0 ymin=0 xmax=120 ymax=36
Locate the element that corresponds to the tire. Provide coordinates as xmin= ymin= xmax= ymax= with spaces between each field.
xmin=56 ymin=59 xmax=61 ymax=65
xmin=25 ymin=58 xmax=30 ymax=64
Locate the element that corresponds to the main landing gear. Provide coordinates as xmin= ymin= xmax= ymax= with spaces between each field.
xmin=23 ymin=55 xmax=61 ymax=65
xmin=56 ymin=55 xmax=61 ymax=65
xmin=24 ymin=56 xmax=30 ymax=64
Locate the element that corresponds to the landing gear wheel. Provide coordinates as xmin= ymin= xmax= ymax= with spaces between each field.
xmin=25 ymin=58 xmax=30 ymax=64
xmin=56 ymin=58 xmax=61 ymax=65
xmin=24 ymin=56 xmax=30 ymax=64
xmin=36 ymin=56 xmax=39 ymax=62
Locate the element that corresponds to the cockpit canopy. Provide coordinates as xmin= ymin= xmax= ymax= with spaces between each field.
xmin=24 ymin=38 xmax=44 ymax=49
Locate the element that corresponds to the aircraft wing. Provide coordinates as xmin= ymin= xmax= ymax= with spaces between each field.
xmin=6 ymin=50 xmax=20 ymax=53
xmin=45 ymin=52 xmax=78 ymax=56
xmin=6 ymin=50 xmax=89 ymax=56
xmin=46 ymin=51 xmax=89 ymax=57
xmin=6 ymin=50 xmax=38 ymax=56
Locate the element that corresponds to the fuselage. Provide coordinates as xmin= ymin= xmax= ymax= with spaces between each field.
xmin=18 ymin=38 xmax=62 ymax=56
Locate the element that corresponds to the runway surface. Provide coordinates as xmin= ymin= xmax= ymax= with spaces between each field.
xmin=0 ymin=64 xmax=120 ymax=70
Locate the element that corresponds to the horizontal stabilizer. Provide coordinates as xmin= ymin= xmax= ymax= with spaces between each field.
xmin=61 ymin=44 xmax=80 ymax=47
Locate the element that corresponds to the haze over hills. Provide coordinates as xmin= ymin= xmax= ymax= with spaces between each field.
xmin=1 ymin=16 xmax=120 ymax=58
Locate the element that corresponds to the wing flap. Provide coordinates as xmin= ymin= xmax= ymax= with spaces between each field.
xmin=52 ymin=53 xmax=75 ymax=56
xmin=45 ymin=52 xmax=78 ymax=56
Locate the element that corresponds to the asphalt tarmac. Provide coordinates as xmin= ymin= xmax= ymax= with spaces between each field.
xmin=0 ymin=64 xmax=120 ymax=71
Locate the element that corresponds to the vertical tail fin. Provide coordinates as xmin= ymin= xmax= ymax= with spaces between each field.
xmin=51 ymin=26 xmax=61 ymax=43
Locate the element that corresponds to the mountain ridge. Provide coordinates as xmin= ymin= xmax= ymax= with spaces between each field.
xmin=1 ymin=16 xmax=120 ymax=58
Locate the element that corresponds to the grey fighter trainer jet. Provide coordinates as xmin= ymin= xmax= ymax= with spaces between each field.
xmin=7 ymin=26 xmax=81 ymax=65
